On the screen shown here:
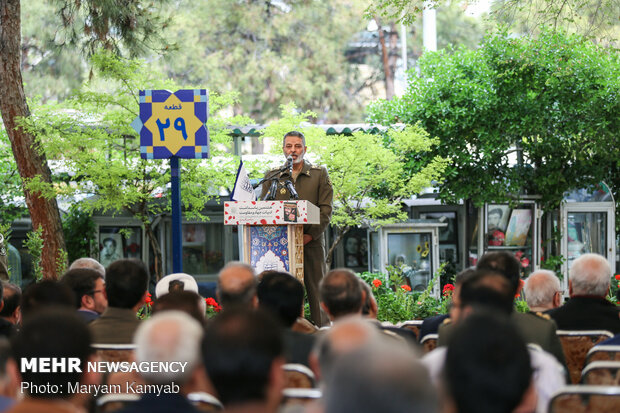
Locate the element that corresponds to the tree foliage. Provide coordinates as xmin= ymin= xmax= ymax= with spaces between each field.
xmin=20 ymin=52 xmax=252 ymax=279
xmin=368 ymin=29 xmax=619 ymax=216
xmin=263 ymin=105 xmax=449 ymax=264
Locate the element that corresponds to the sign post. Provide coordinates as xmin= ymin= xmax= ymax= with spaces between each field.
xmin=132 ymin=89 xmax=209 ymax=273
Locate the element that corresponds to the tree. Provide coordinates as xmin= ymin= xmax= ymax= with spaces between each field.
xmin=262 ymin=105 xmax=449 ymax=266
xmin=20 ymin=52 xmax=253 ymax=281
xmin=0 ymin=0 xmax=171 ymax=279
xmin=368 ymin=29 xmax=619 ymax=217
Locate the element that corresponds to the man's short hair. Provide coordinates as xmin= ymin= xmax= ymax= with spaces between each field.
xmin=12 ymin=309 xmax=93 ymax=399
xmin=257 ymin=272 xmax=304 ymax=328
xmin=105 ymin=259 xmax=149 ymax=309
xmin=359 ymin=280 xmax=375 ymax=316
xmin=152 ymin=291 xmax=205 ymax=324
xmin=458 ymin=269 xmax=514 ymax=316
xmin=0 ymin=282 xmax=20 ymax=318
xmin=477 ymin=251 xmax=521 ymax=297
xmin=445 ymin=312 xmax=532 ymax=413
xmin=20 ymin=280 xmax=75 ymax=320
xmin=59 ymin=268 xmax=103 ymax=309
xmin=282 ymin=130 xmax=305 ymax=146
xmin=324 ymin=340 xmax=437 ymax=413
xmin=524 ymin=270 xmax=560 ymax=308
xmin=201 ymin=308 xmax=283 ymax=406
xmin=69 ymin=257 xmax=105 ymax=277
xmin=217 ymin=262 xmax=257 ymax=308
xmin=134 ymin=311 xmax=203 ymax=385
xmin=319 ymin=269 xmax=363 ymax=318
xmin=569 ymin=253 xmax=611 ymax=297
xmin=488 ymin=208 xmax=503 ymax=218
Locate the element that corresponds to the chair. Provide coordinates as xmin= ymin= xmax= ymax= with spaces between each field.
xmin=399 ymin=320 xmax=423 ymax=341
xmin=281 ymin=388 xmax=322 ymax=408
xmin=97 ymin=393 xmax=140 ymax=413
xmin=585 ymin=344 xmax=620 ymax=365
xmin=548 ymin=385 xmax=620 ymax=413
xmin=581 ymin=361 xmax=620 ymax=385
xmin=420 ymin=333 xmax=438 ymax=354
xmin=282 ymin=363 xmax=316 ymax=389
xmin=556 ymin=330 xmax=613 ymax=384
xmin=187 ymin=392 xmax=224 ymax=412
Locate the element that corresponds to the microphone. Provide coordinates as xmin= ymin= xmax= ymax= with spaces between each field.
xmin=287 ymin=155 xmax=293 ymax=176
xmin=284 ymin=180 xmax=299 ymax=200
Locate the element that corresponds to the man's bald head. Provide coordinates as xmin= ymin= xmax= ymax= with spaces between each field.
xmin=217 ymin=262 xmax=257 ymax=309
xmin=524 ymin=270 xmax=561 ymax=311
xmin=319 ymin=269 xmax=363 ymax=320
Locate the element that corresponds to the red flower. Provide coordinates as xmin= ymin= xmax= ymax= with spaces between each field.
xmin=205 ymin=297 xmax=222 ymax=312
xmin=145 ymin=292 xmax=153 ymax=305
xmin=400 ymin=285 xmax=412 ymax=292
xmin=515 ymin=279 xmax=525 ymax=298
xmin=372 ymin=279 xmax=382 ymax=288
xmin=615 ymin=274 xmax=620 ymax=281
xmin=442 ymin=284 xmax=455 ymax=297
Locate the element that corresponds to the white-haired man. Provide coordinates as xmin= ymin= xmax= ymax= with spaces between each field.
xmin=524 ymin=270 xmax=562 ymax=313
xmin=548 ymin=253 xmax=620 ymax=334
xmin=117 ymin=311 xmax=211 ymax=413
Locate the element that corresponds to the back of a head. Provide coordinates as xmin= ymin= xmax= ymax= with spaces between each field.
xmin=217 ymin=262 xmax=257 ymax=309
xmin=445 ymin=312 xmax=532 ymax=413
xmin=477 ymin=252 xmax=521 ymax=297
xmin=152 ymin=290 xmax=205 ymax=324
xmin=134 ymin=311 xmax=203 ymax=385
xmin=201 ymin=308 xmax=283 ymax=406
xmin=59 ymin=268 xmax=102 ymax=309
xmin=20 ymin=280 xmax=75 ymax=320
xmin=458 ymin=270 xmax=514 ymax=316
xmin=257 ymin=271 xmax=304 ymax=328
xmin=0 ymin=282 xmax=21 ymax=318
xmin=324 ymin=340 xmax=437 ymax=413
xmin=12 ymin=308 xmax=92 ymax=399
xmin=69 ymin=257 xmax=105 ymax=277
xmin=569 ymin=253 xmax=611 ymax=297
xmin=319 ymin=269 xmax=363 ymax=318
xmin=105 ymin=259 xmax=149 ymax=309
xmin=524 ymin=270 xmax=560 ymax=308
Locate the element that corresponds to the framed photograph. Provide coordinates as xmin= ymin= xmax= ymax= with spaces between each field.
xmin=487 ymin=205 xmax=510 ymax=233
xmin=99 ymin=233 xmax=123 ymax=268
xmin=183 ymin=224 xmax=205 ymax=243
xmin=504 ymin=209 xmax=532 ymax=246
xmin=420 ymin=212 xmax=457 ymax=243
xmin=283 ymin=202 xmax=298 ymax=223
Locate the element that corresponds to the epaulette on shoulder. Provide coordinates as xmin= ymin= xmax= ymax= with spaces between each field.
xmin=442 ymin=318 xmax=452 ymax=325
xmin=310 ymin=165 xmax=321 ymax=169
xmin=534 ymin=311 xmax=551 ymax=320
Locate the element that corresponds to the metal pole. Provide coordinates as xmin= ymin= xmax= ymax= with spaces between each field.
xmin=171 ymin=156 xmax=183 ymax=273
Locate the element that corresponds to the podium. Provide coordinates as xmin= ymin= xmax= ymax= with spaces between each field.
xmin=224 ymin=200 xmax=320 ymax=282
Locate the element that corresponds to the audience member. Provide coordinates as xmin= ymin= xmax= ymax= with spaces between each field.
xmin=90 ymin=259 xmax=149 ymax=344
xmin=444 ymin=312 xmax=536 ymax=413
xmin=68 ymin=257 xmax=105 ymax=277
xmin=424 ymin=270 xmax=566 ymax=413
xmin=216 ymin=262 xmax=257 ymax=309
xmin=319 ymin=268 xmax=363 ymax=322
xmin=155 ymin=273 xmax=199 ymax=298
xmin=0 ymin=339 xmax=16 ymax=412
xmin=20 ymin=280 xmax=74 ymax=320
xmin=201 ymin=308 xmax=284 ymax=413
xmin=470 ymin=251 xmax=566 ymax=365
xmin=323 ymin=339 xmax=437 ymax=413
xmin=0 ymin=283 xmax=20 ymax=339
xmin=8 ymin=309 xmax=99 ymax=413
xmin=116 ymin=311 xmax=208 ymax=413
xmin=59 ymin=268 xmax=108 ymax=323
xmin=419 ymin=267 xmax=476 ymax=340
xmin=151 ymin=291 xmax=206 ymax=324
xmin=547 ymin=253 xmax=620 ymax=334
xmin=257 ymin=271 xmax=315 ymax=366
xmin=523 ymin=270 xmax=561 ymax=313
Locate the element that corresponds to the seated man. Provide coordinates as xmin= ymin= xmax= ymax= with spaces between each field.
xmin=90 ymin=259 xmax=149 ymax=344
xmin=216 ymin=262 xmax=257 ymax=310
xmin=319 ymin=269 xmax=363 ymax=323
xmin=0 ymin=282 xmax=20 ymax=338
xmin=69 ymin=257 xmax=106 ymax=277
xmin=59 ymin=268 xmax=108 ymax=323
xmin=523 ymin=269 xmax=562 ymax=313
xmin=547 ymin=253 xmax=620 ymax=334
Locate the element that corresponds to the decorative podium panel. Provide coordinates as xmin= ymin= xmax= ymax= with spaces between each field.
xmin=224 ymin=201 xmax=320 ymax=282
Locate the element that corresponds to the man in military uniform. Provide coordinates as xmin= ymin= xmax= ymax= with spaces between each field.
xmin=261 ymin=131 xmax=333 ymax=326
xmin=0 ymin=233 xmax=8 ymax=281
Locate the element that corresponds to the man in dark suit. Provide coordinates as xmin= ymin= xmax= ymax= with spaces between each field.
xmin=89 ymin=259 xmax=149 ymax=344
xmin=59 ymin=268 xmax=108 ymax=323
xmin=548 ymin=253 xmax=620 ymax=334
xmin=257 ymin=271 xmax=315 ymax=367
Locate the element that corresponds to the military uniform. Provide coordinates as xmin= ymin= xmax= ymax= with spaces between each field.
xmin=261 ymin=160 xmax=333 ymax=326
xmin=0 ymin=233 xmax=8 ymax=281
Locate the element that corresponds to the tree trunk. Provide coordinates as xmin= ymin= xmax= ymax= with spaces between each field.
xmin=0 ymin=0 xmax=66 ymax=280
xmin=325 ymin=226 xmax=350 ymax=268
xmin=376 ymin=17 xmax=395 ymax=100
xmin=144 ymin=222 xmax=163 ymax=282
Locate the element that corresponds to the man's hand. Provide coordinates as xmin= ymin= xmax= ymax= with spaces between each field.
xmin=303 ymin=234 xmax=313 ymax=245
